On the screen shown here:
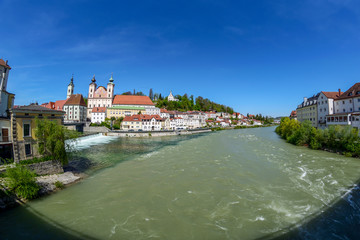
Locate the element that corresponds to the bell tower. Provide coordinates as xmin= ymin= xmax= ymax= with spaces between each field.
xmin=107 ymin=73 xmax=115 ymax=99
xmin=88 ymin=75 xmax=97 ymax=99
xmin=67 ymin=75 xmax=74 ymax=99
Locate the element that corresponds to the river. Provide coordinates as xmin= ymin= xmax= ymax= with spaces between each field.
xmin=1 ymin=127 xmax=360 ymax=239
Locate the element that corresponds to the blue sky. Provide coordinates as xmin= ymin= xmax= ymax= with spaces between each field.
xmin=1 ymin=0 xmax=360 ymax=117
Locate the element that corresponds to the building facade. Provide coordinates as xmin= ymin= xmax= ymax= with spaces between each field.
xmin=317 ymin=91 xmax=341 ymax=128
xmin=87 ymin=75 xmax=115 ymax=119
xmin=327 ymin=83 xmax=360 ymax=129
xmin=0 ymin=59 xmax=14 ymax=160
xmin=167 ymin=91 xmax=179 ymax=102
xmin=63 ymin=94 xmax=87 ymax=123
xmin=10 ymin=105 xmax=65 ymax=162
xmin=296 ymin=93 xmax=319 ymax=128
xmin=91 ymin=107 xmax=106 ymax=124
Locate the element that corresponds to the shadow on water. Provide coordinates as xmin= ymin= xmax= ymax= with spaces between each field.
xmin=257 ymin=181 xmax=360 ymax=240
xmin=0 ymin=202 xmax=99 ymax=240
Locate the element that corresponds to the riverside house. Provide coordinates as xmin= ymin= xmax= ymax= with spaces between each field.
xmin=10 ymin=104 xmax=65 ymax=162
xmin=0 ymin=59 xmax=15 ymax=160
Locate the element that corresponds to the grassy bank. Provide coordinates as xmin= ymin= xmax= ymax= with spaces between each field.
xmin=275 ymin=118 xmax=360 ymax=157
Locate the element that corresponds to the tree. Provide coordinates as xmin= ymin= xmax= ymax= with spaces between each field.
xmin=35 ymin=118 xmax=68 ymax=165
xmin=149 ymin=88 xmax=154 ymax=100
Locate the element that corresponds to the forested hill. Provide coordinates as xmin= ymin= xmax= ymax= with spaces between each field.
xmin=155 ymin=94 xmax=234 ymax=113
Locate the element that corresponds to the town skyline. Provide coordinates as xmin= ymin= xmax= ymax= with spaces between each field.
xmin=2 ymin=0 xmax=360 ymax=117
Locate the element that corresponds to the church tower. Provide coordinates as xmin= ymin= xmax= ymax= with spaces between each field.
xmin=67 ymin=75 xmax=74 ymax=99
xmin=107 ymin=73 xmax=115 ymax=99
xmin=88 ymin=75 xmax=97 ymax=99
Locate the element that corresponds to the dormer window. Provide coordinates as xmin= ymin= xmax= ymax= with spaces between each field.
xmin=357 ymin=91 xmax=360 ymax=95
xmin=349 ymin=92 xmax=353 ymax=96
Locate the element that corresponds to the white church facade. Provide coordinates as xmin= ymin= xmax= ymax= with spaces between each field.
xmin=87 ymin=75 xmax=115 ymax=118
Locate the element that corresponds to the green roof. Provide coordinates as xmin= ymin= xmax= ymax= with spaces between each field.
xmin=108 ymin=106 xmax=145 ymax=110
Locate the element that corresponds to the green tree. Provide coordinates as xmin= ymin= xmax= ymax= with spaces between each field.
xmin=149 ymin=88 xmax=154 ymax=100
xmin=35 ymin=118 xmax=68 ymax=165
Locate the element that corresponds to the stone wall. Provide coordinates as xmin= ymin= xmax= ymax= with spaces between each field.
xmin=83 ymin=126 xmax=110 ymax=133
xmin=106 ymin=129 xmax=211 ymax=138
xmin=25 ymin=160 xmax=64 ymax=175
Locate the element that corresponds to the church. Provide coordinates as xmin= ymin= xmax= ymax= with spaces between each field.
xmin=87 ymin=75 xmax=115 ymax=118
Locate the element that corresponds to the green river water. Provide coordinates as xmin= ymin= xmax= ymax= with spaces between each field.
xmin=1 ymin=127 xmax=360 ymax=239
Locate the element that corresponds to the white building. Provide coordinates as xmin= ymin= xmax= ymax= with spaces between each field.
xmin=63 ymin=94 xmax=87 ymax=123
xmin=145 ymin=106 xmax=160 ymax=115
xmin=87 ymin=75 xmax=115 ymax=119
xmin=167 ymin=91 xmax=179 ymax=102
xmin=160 ymin=109 xmax=170 ymax=119
xmin=91 ymin=107 xmax=106 ymax=124
xmin=317 ymin=91 xmax=341 ymax=128
xmin=327 ymin=83 xmax=360 ymax=129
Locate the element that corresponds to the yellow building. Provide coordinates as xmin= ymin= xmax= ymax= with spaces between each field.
xmin=296 ymin=93 xmax=319 ymax=128
xmin=107 ymin=106 xmax=145 ymax=119
xmin=10 ymin=104 xmax=65 ymax=162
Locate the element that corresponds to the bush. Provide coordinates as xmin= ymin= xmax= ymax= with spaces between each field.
xmin=19 ymin=156 xmax=53 ymax=165
xmin=0 ymin=158 xmax=14 ymax=165
xmin=5 ymin=165 xmax=39 ymax=200
xmin=55 ymin=181 xmax=65 ymax=189
xmin=276 ymin=117 xmax=360 ymax=157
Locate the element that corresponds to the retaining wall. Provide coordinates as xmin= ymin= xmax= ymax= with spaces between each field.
xmin=106 ymin=129 xmax=211 ymax=137
xmin=25 ymin=160 xmax=64 ymax=175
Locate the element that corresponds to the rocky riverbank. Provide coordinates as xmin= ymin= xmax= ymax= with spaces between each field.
xmin=0 ymin=170 xmax=85 ymax=212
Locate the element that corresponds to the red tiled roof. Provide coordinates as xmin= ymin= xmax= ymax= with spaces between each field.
xmin=92 ymin=107 xmax=106 ymax=113
xmin=0 ymin=59 xmax=11 ymax=69
xmin=321 ymin=91 xmax=342 ymax=99
xmin=123 ymin=115 xmax=142 ymax=122
xmin=337 ymin=83 xmax=360 ymax=100
xmin=64 ymin=94 xmax=87 ymax=106
xmin=55 ymin=100 xmax=66 ymax=110
xmin=160 ymin=108 xmax=168 ymax=113
xmin=113 ymin=95 xmax=154 ymax=106
xmin=42 ymin=100 xmax=66 ymax=110
xmin=123 ymin=114 xmax=164 ymax=122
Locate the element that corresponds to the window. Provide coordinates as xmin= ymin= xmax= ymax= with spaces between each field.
xmin=25 ymin=144 xmax=31 ymax=155
xmin=343 ymin=109 xmax=346 ymax=112
xmin=25 ymin=113 xmax=29 ymax=116
xmin=350 ymin=108 xmax=353 ymax=112
xmin=350 ymin=99 xmax=352 ymax=103
xmin=23 ymin=124 xmax=30 ymax=137
xmin=39 ymin=114 xmax=42 ymax=117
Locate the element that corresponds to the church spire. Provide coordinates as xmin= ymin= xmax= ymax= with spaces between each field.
xmin=67 ymin=74 xmax=74 ymax=99
xmin=91 ymin=74 xmax=96 ymax=83
xmin=109 ymin=73 xmax=114 ymax=83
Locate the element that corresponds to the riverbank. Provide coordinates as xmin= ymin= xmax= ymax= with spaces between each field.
xmin=276 ymin=118 xmax=360 ymax=158
xmin=0 ymin=169 xmax=85 ymax=212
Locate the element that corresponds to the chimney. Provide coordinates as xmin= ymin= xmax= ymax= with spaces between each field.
xmin=338 ymin=89 xmax=341 ymax=96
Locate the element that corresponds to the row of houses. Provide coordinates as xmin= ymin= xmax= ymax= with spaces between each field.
xmin=296 ymin=83 xmax=360 ymax=129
